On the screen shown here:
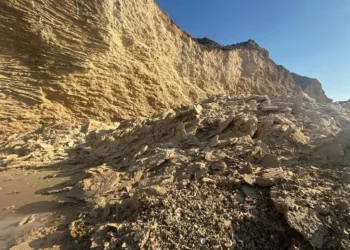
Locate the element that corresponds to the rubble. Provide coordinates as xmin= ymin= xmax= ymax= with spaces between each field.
xmin=1 ymin=94 xmax=350 ymax=249
xmin=18 ymin=215 xmax=36 ymax=226
xmin=271 ymin=166 xmax=350 ymax=249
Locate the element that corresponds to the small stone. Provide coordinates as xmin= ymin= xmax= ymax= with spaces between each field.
xmin=134 ymin=171 xmax=143 ymax=182
xmin=225 ymin=240 xmax=233 ymax=247
xmin=241 ymin=185 xmax=260 ymax=198
xmin=256 ymin=140 xmax=270 ymax=154
xmin=251 ymin=146 xmax=263 ymax=158
xmin=94 ymin=196 xmax=107 ymax=208
xmin=5 ymin=154 xmax=18 ymax=161
xmin=43 ymin=173 xmax=57 ymax=179
xmin=217 ymin=114 xmax=235 ymax=133
xmin=315 ymin=205 xmax=329 ymax=216
xmin=210 ymin=161 xmax=227 ymax=171
xmin=165 ymin=215 xmax=173 ymax=225
xmin=256 ymin=168 xmax=285 ymax=187
xmin=198 ymin=228 xmax=206 ymax=237
xmin=139 ymin=185 xmax=167 ymax=196
xmin=10 ymin=190 xmax=21 ymax=195
xmin=201 ymin=177 xmax=216 ymax=184
xmin=246 ymin=95 xmax=268 ymax=102
xmin=223 ymin=220 xmax=232 ymax=228
xmin=242 ymin=174 xmax=256 ymax=185
xmin=246 ymin=155 xmax=255 ymax=163
xmin=178 ymin=180 xmax=189 ymax=189
xmin=195 ymin=168 xmax=208 ymax=180
xmin=238 ymin=163 xmax=254 ymax=175
xmin=288 ymin=129 xmax=309 ymax=145
xmin=134 ymin=145 xmax=149 ymax=158
xmin=260 ymin=105 xmax=284 ymax=112
xmin=209 ymin=135 xmax=220 ymax=147
xmin=18 ymin=215 xmax=35 ymax=226
xmin=233 ymin=192 xmax=244 ymax=203
xmin=3 ymin=205 xmax=15 ymax=210
xmin=175 ymin=123 xmax=188 ymax=140
xmin=260 ymin=154 xmax=280 ymax=168
xmin=157 ymin=175 xmax=174 ymax=186
xmin=194 ymin=104 xmax=203 ymax=115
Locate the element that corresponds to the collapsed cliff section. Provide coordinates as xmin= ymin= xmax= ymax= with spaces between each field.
xmin=0 ymin=0 xmax=330 ymax=139
xmin=2 ymin=94 xmax=349 ymax=249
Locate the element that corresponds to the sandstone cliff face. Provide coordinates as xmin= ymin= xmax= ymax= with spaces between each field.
xmin=0 ymin=0 xmax=330 ymax=138
xmin=291 ymin=73 xmax=332 ymax=103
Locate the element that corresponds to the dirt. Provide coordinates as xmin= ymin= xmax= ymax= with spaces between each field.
xmin=0 ymin=168 xmax=80 ymax=250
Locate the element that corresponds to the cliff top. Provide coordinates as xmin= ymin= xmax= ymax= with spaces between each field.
xmin=194 ymin=37 xmax=269 ymax=55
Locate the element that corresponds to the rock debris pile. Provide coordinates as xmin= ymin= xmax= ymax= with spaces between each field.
xmin=1 ymin=94 xmax=349 ymax=249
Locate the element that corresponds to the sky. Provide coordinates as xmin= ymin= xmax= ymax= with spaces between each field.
xmin=156 ymin=0 xmax=350 ymax=101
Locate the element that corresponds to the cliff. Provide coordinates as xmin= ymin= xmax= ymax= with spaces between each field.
xmin=0 ymin=0 xmax=330 ymax=138
xmin=291 ymin=73 xmax=332 ymax=103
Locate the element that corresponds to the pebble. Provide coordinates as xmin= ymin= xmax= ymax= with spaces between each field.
xmin=238 ymin=163 xmax=254 ymax=174
xmin=210 ymin=161 xmax=227 ymax=171
xmin=201 ymin=177 xmax=216 ymax=184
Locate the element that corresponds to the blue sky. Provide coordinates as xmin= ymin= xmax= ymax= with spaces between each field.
xmin=156 ymin=0 xmax=350 ymax=101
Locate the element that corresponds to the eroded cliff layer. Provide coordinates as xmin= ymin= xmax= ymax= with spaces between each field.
xmin=0 ymin=0 xmax=330 ymax=138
